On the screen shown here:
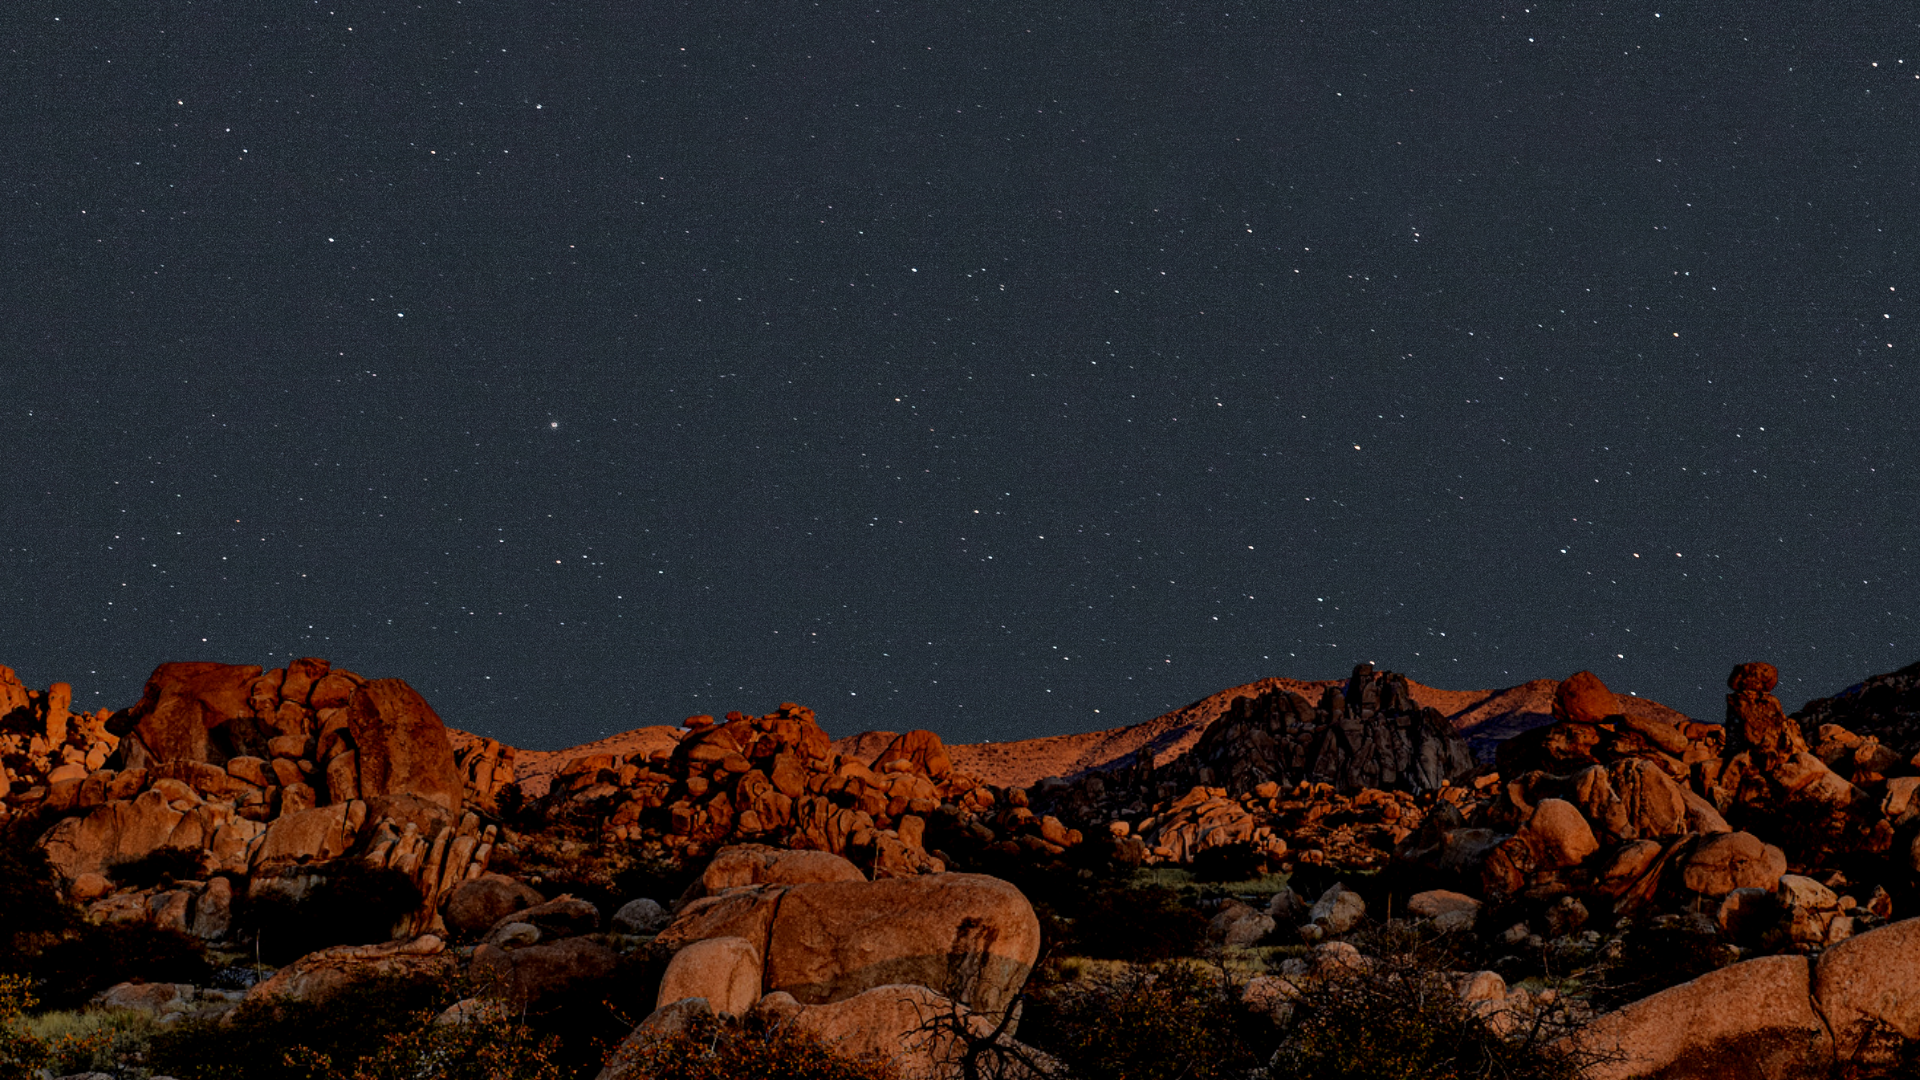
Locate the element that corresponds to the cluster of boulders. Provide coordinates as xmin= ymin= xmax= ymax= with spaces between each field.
xmin=1379 ymin=664 xmax=1914 ymax=953
xmin=9 ymin=659 xmax=494 ymax=939
xmin=540 ymin=704 xmax=1037 ymax=878
xmin=597 ymin=844 xmax=1045 ymax=1080
xmin=1103 ymin=779 xmax=1428 ymax=868
xmin=1 ymin=664 xmax=122 ymax=798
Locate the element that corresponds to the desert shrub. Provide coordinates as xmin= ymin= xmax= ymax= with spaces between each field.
xmin=0 ymin=842 xmax=76 ymax=960
xmin=604 ymin=1011 xmax=900 ymax=1080
xmin=147 ymin=973 xmax=452 ymax=1080
xmin=28 ymin=922 xmax=212 ymax=1010
xmin=517 ymin=948 xmax=671 ymax=1080
xmin=19 ymin=1006 xmax=154 ymax=1077
xmin=1190 ymin=842 xmax=1269 ymax=884
xmin=1587 ymin=916 xmax=1734 ymax=1009
xmin=1265 ymin=950 xmax=1594 ymax=1080
xmin=1065 ymin=884 xmax=1209 ymax=962
xmin=284 ymin=1000 xmax=563 ymax=1080
xmin=244 ymin=863 xmax=423 ymax=965
xmin=0 ymin=973 xmax=48 ymax=1080
xmin=1026 ymin=963 xmax=1262 ymax=1080
xmin=107 ymin=846 xmax=206 ymax=889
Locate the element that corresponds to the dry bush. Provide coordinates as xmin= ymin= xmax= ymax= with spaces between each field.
xmin=608 ymin=1011 xmax=901 ymax=1080
xmin=1265 ymin=947 xmax=1601 ymax=1080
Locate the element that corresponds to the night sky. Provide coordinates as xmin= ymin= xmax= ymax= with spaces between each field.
xmin=4 ymin=2 xmax=1915 ymax=750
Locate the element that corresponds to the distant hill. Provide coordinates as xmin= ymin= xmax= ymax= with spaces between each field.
xmin=458 ymin=669 xmax=1703 ymax=792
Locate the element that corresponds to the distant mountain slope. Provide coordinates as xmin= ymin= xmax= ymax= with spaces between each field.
xmin=1793 ymin=659 xmax=1920 ymax=754
xmin=461 ymin=669 xmax=1701 ymax=792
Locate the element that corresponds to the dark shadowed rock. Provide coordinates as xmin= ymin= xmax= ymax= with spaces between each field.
xmin=444 ymin=874 xmax=545 ymax=935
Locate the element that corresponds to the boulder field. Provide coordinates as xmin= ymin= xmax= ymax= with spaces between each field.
xmin=11 ymin=654 xmax=1920 ymax=1078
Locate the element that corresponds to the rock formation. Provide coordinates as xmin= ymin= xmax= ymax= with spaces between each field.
xmin=10 ymin=659 xmax=492 ymax=940
xmin=537 ymin=703 xmax=1001 ymax=878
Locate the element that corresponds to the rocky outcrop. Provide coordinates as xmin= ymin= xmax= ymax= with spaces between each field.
xmin=1162 ymin=663 xmax=1476 ymax=795
xmin=622 ymin=856 xmax=1044 ymax=1080
xmin=13 ymin=659 xmax=495 ymax=946
xmin=538 ymin=704 xmax=994 ymax=877
xmin=653 ymin=859 xmax=1040 ymax=1018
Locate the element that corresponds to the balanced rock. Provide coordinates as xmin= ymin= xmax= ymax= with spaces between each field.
xmin=1554 ymin=670 xmax=1619 ymax=725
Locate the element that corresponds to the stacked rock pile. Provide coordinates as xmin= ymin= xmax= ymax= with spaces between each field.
xmin=541 ymin=704 xmax=1005 ymax=877
xmin=9 ymin=659 xmax=495 ymax=940
xmin=1 ymin=665 xmax=122 ymax=802
xmin=1391 ymin=663 xmax=1913 ymax=952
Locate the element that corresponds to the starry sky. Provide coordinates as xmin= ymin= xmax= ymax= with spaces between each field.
xmin=3 ymin=2 xmax=1915 ymax=750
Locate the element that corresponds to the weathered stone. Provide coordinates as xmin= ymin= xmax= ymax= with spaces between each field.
xmin=1208 ymin=900 xmax=1275 ymax=947
xmin=246 ymin=936 xmax=454 ymax=1004
xmin=251 ymin=803 xmax=358 ymax=868
xmin=471 ymin=935 xmax=617 ymax=1007
xmin=693 ymin=844 xmax=864 ymax=897
xmin=764 ymin=873 xmax=1040 ymax=1016
xmin=656 ymin=935 xmax=762 ymax=1015
xmin=480 ymin=895 xmax=599 ymax=943
xmin=1573 ymin=955 xmax=1831 ymax=1080
xmin=39 ymin=790 xmax=187 ymax=880
xmin=1680 ymin=832 xmax=1788 ymax=897
xmin=190 ymin=876 xmax=233 ymax=940
xmin=612 ymin=898 xmax=670 ymax=934
xmin=1554 ymin=671 xmax=1620 ymax=725
xmin=655 ymin=887 xmax=786 ymax=955
xmin=1306 ymin=882 xmax=1366 ymax=935
xmin=1523 ymin=798 xmax=1598 ymax=869
xmin=1813 ymin=917 xmax=1920 ymax=1064
xmin=444 ymin=874 xmax=545 ymax=935
xmin=343 ymin=679 xmax=463 ymax=814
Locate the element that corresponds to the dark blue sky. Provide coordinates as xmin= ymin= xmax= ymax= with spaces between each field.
xmin=3 ymin=1 xmax=1914 ymax=749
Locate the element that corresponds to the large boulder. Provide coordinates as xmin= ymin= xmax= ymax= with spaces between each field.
xmin=1812 ymin=916 xmax=1920 ymax=1063
xmin=1573 ymin=954 xmax=1832 ymax=1080
xmin=444 ymin=874 xmax=545 ymax=935
xmin=1679 ymin=831 xmax=1788 ymax=898
xmin=250 ymin=803 xmax=359 ymax=869
xmin=1555 ymin=670 xmax=1620 ymax=725
xmin=122 ymin=662 xmax=264 ymax=765
xmin=1522 ymin=798 xmax=1599 ymax=869
xmin=776 ymin=983 xmax=1040 ymax=1080
xmin=471 ymin=935 xmax=618 ymax=1007
xmin=246 ymin=936 xmax=455 ymax=1004
xmin=655 ymin=887 xmax=786 ymax=953
xmin=343 ymin=679 xmax=462 ymax=814
xmin=764 ymin=873 xmax=1040 ymax=1016
xmin=656 ymin=936 xmax=762 ymax=1015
